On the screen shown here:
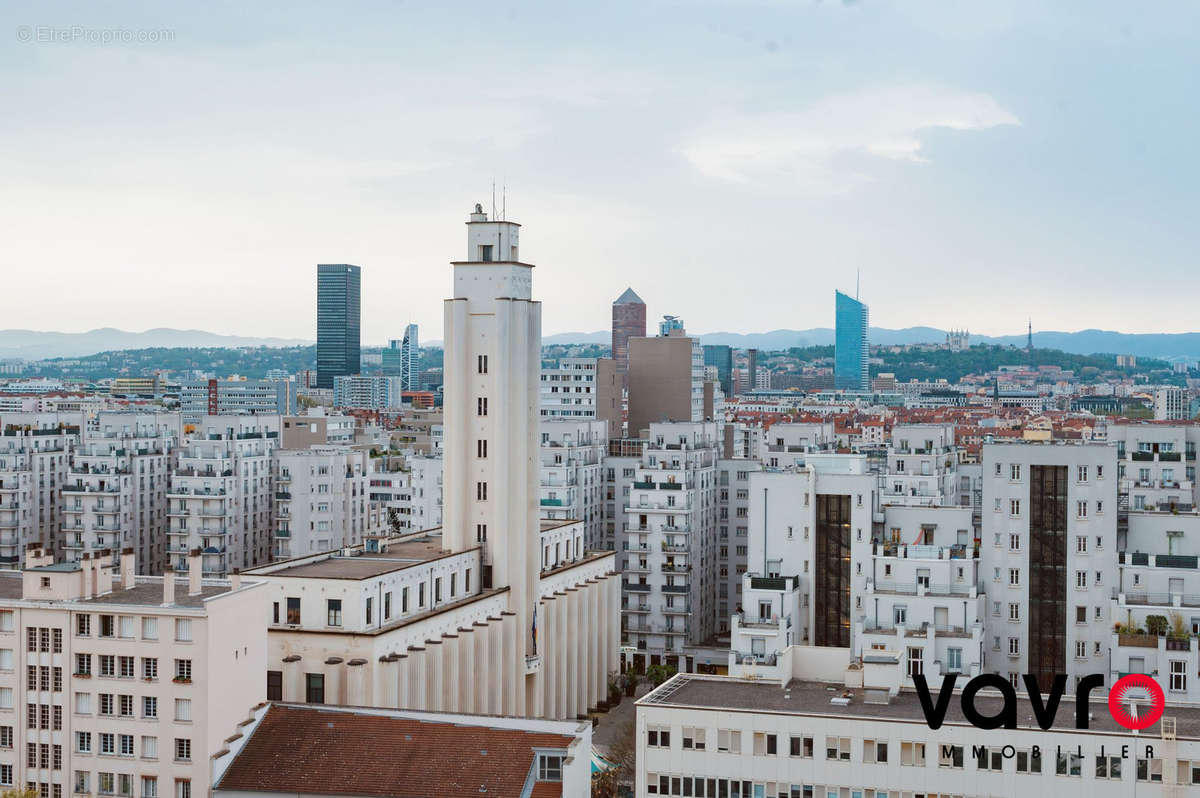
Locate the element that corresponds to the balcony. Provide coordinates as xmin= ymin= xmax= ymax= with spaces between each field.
xmin=622 ymin=581 xmax=651 ymax=593
xmin=633 ymin=481 xmax=655 ymax=490
xmin=539 ymin=498 xmax=565 ymax=507
xmin=275 ymin=491 xmax=292 ymax=501
xmin=623 ymin=605 xmax=651 ymax=614
xmin=661 ymin=605 xmax=691 ymax=616
xmin=662 ymin=584 xmax=689 ymax=594
xmin=868 ymin=579 xmax=976 ymax=597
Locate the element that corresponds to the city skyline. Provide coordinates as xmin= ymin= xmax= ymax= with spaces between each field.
xmin=4 ymin=2 xmax=1200 ymax=341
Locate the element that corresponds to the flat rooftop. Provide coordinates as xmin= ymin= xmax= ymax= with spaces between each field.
xmin=259 ymin=536 xmax=461 ymax=580
xmin=641 ymin=675 xmax=1200 ymax=740
xmin=0 ymin=570 xmax=230 ymax=608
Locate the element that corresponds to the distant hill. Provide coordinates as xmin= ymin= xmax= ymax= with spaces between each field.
xmin=0 ymin=328 xmax=311 ymax=360
xmin=545 ymin=328 xmax=1200 ymax=360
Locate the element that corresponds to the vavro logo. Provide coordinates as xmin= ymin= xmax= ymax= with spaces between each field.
xmin=912 ymin=673 xmax=1165 ymax=731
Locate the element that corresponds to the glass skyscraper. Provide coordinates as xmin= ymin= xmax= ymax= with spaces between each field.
xmin=703 ymin=344 xmax=733 ymax=396
xmin=834 ymin=290 xmax=869 ymax=391
xmin=316 ymin=264 xmax=361 ymax=389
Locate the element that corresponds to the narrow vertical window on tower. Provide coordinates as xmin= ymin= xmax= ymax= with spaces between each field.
xmin=477 ymin=439 xmax=488 ymax=458
xmin=479 ymin=244 xmax=493 ymax=261
xmin=477 ymin=397 xmax=488 ymax=416
xmin=477 ymin=355 xmax=488 ymax=374
xmin=476 ymin=482 xmax=488 ymax=501
xmin=476 ymin=524 xmax=487 ymax=542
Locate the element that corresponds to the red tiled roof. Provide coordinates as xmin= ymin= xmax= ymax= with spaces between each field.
xmin=217 ymin=704 xmax=573 ymax=798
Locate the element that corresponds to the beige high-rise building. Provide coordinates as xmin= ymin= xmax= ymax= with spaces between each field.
xmin=627 ymin=322 xmax=710 ymax=439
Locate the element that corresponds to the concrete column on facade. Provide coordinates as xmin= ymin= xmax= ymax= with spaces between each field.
xmin=563 ymin=589 xmax=579 ymax=719
xmin=458 ymin=627 xmax=475 ymax=712
xmin=425 ymin=639 xmax=444 ymax=712
xmin=473 ymin=621 xmax=490 ymax=714
xmin=407 ymin=647 xmax=425 ymax=710
xmin=555 ymin=592 xmax=569 ymax=717
xmin=324 ymin=657 xmax=344 ymax=705
xmin=501 ymin=611 xmax=519 ymax=715
xmin=282 ymin=655 xmax=302 ymax=702
xmin=487 ymin=617 xmax=504 ymax=715
xmin=609 ymin=574 xmax=621 ymax=675
xmin=587 ymin=579 xmax=600 ymax=710
xmin=543 ymin=595 xmax=558 ymax=719
xmin=574 ymin=587 xmax=587 ymax=717
xmin=442 ymin=633 xmax=459 ymax=712
xmin=347 ymin=659 xmax=368 ymax=706
xmin=390 ymin=654 xmax=406 ymax=708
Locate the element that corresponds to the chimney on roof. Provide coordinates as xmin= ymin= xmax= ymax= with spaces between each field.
xmin=96 ymin=551 xmax=114 ymax=595
xmin=230 ymin=568 xmax=241 ymax=591
xmin=119 ymin=548 xmax=136 ymax=590
xmin=162 ymin=567 xmax=174 ymax=606
xmin=187 ymin=548 xmax=202 ymax=596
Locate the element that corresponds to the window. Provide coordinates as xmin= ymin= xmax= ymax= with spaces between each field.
xmin=174 ymin=660 xmax=191 ymax=682
xmin=266 ymin=671 xmax=283 ymax=701
xmin=1077 ymin=465 xmax=1089 ymax=482
xmin=76 ymin=732 xmax=91 ymax=754
xmin=141 ymin=618 xmax=157 ymax=640
xmin=939 ymin=744 xmax=964 ymax=769
xmin=99 ymin=694 xmax=114 ymax=716
xmin=476 ymin=439 xmax=487 ymax=458
xmin=100 ymin=655 xmax=115 ymax=677
xmin=119 ymin=694 xmax=133 ymax=717
xmin=174 ymin=699 xmax=191 ymax=722
xmin=1075 ymin=641 xmax=1087 ymax=658
xmin=285 ymin=597 xmax=300 ymax=624
xmin=647 ymin=727 xmax=670 ymax=748
xmin=305 ymin=673 xmax=325 ymax=704
xmin=99 ymin=616 xmax=114 ymax=638
xmin=1010 ymin=464 xmax=1021 ymax=480
xmin=1008 ymin=603 xmax=1020 ymax=621
xmin=119 ymin=735 xmax=134 ymax=757
xmin=1016 ymin=749 xmax=1042 ymax=774
xmin=100 ymin=733 xmax=115 ymax=755
xmin=1096 ymin=755 xmax=1121 ymax=780
xmin=1076 ymin=571 xmax=1087 ymax=589
xmin=906 ymin=647 xmax=923 ymax=677
xmin=142 ymin=697 xmax=157 ymax=719
xmin=475 ymin=524 xmax=487 ymax=542
xmin=1008 ymin=568 xmax=1020 ymax=586
xmin=365 ymin=597 xmax=373 ymax=626
xmin=476 ymin=397 xmax=488 ymax=416
xmin=477 ymin=355 xmax=489 ymax=374
xmin=74 ymin=693 xmax=90 ymax=715
xmin=0 ymin=726 xmax=10 ymax=748
xmin=536 ymin=754 xmax=562 ymax=781
xmin=788 ymin=736 xmax=813 ymax=758
xmin=142 ymin=736 xmax=157 ymax=760
xmin=1008 ymin=637 xmax=1020 ymax=656
xmin=174 ymin=780 xmax=190 ymax=798
xmin=1171 ymin=660 xmax=1188 ymax=692
xmin=98 ymin=773 xmax=114 ymax=796
xmin=142 ymin=658 xmax=158 ymax=680
xmin=174 ymin=738 xmax=191 ymax=763
xmin=864 ymin=739 xmax=888 ymax=764
xmin=824 ymin=737 xmax=850 ymax=761
xmin=141 ymin=778 xmax=157 ymax=798
xmin=326 ymin=600 xmax=342 ymax=627
xmin=119 ymin=656 xmax=134 ymax=678
xmin=1010 ymin=499 xmax=1021 ymax=516
xmin=901 ymin=741 xmax=926 ymax=766
xmin=946 ymin=647 xmax=962 ymax=672
xmin=74 ymin=772 xmax=88 ymax=794
xmin=174 ymin=619 xmax=191 ymax=642
xmin=717 ymin=729 xmax=741 ymax=754
xmin=1009 ymin=533 xmax=1021 ymax=551
xmin=476 ymin=482 xmax=488 ymax=501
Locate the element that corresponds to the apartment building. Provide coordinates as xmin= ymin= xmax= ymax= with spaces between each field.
xmin=761 ymin=423 xmax=836 ymax=469
xmin=271 ymin=447 xmax=384 ymax=560
xmin=332 ymin=375 xmax=402 ymax=411
xmin=881 ymin=424 xmax=960 ymax=507
xmin=539 ymin=420 xmax=606 ymax=550
xmin=178 ymin=381 xmax=293 ymax=424
xmin=1154 ymin=386 xmax=1188 ymax=421
xmin=1107 ymin=422 xmax=1199 ymax=512
xmin=981 ymin=442 xmax=1118 ymax=689
xmin=620 ymin=422 xmax=719 ymax=673
xmin=627 ymin=325 xmax=709 ymax=439
xmin=0 ymin=416 xmax=80 ymax=569
xmin=714 ymin=459 xmax=761 ymax=637
xmin=539 ymin=358 xmax=618 ymax=423
xmin=166 ymin=416 xmax=280 ymax=577
xmin=637 ymin=670 xmax=1200 ymax=798
xmin=62 ymin=415 xmax=180 ymax=574
xmin=0 ymin=547 xmax=266 ymax=798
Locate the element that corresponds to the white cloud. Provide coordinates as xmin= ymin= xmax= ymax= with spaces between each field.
xmin=680 ymin=84 xmax=1020 ymax=187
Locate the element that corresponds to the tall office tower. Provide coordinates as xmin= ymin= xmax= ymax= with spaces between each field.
xmin=611 ymin=287 xmax=646 ymax=387
xmin=834 ymin=290 xmax=869 ymax=391
xmin=316 ymin=264 xmax=361 ymax=389
xmin=167 ymin=415 xmax=281 ymax=576
xmin=401 ymin=323 xmax=418 ymax=390
xmin=746 ymin=348 xmax=758 ymax=395
xmin=703 ymin=345 xmax=733 ymax=397
xmin=981 ymin=442 xmax=1117 ymax=688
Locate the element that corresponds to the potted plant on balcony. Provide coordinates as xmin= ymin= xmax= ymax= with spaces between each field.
xmin=646 ymin=663 xmax=677 ymax=689
xmin=172 ymin=676 xmax=192 ymax=684
xmin=1146 ymin=614 xmax=1169 ymax=637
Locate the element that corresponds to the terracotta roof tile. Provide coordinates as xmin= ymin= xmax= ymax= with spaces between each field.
xmin=217 ymin=704 xmax=575 ymax=798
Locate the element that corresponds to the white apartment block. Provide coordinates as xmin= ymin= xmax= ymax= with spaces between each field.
xmin=981 ymin=442 xmax=1118 ymax=689
xmin=271 ymin=447 xmax=384 ymax=560
xmin=178 ymin=381 xmax=293 ymax=424
xmin=62 ymin=419 xmax=179 ymax=575
xmin=761 ymin=423 xmax=836 ymax=470
xmin=637 ymin=669 xmax=1200 ymax=798
xmin=715 ymin=459 xmax=761 ymax=637
xmin=621 ymin=422 xmax=719 ymax=673
xmin=540 ymin=359 xmax=601 ymax=419
xmin=332 ymin=375 xmax=401 ymax=411
xmin=881 ymin=425 xmax=960 ymax=508
xmin=0 ymin=416 xmax=80 ymax=569
xmin=539 ymin=420 xmax=606 ymax=550
xmin=0 ymin=547 xmax=267 ymax=798
xmin=1154 ymin=386 xmax=1188 ymax=421
xmin=166 ymin=416 xmax=280 ymax=577
xmin=405 ymin=454 xmax=442 ymax=530
xmin=731 ymin=455 xmax=877 ymax=668
xmin=1107 ymin=422 xmax=1199 ymax=512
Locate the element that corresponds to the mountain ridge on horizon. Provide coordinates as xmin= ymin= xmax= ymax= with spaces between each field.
xmin=4 ymin=326 xmax=1200 ymax=361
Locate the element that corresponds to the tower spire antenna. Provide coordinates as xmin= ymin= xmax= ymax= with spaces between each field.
xmin=502 ymin=179 xmax=506 ymax=222
xmin=491 ymin=181 xmax=496 ymax=219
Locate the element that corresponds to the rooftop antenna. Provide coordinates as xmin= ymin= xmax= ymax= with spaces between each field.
xmin=502 ymin=180 xmax=506 ymax=221
xmin=491 ymin=181 xmax=496 ymax=220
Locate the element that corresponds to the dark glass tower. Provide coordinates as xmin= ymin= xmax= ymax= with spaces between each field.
xmin=316 ymin=264 xmax=361 ymax=389
xmin=703 ymin=344 xmax=733 ymax=396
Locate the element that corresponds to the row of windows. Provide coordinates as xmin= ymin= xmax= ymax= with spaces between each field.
xmin=273 ymin=575 xmax=472 ymax=628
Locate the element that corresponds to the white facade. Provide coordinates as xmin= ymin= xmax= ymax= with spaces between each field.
xmin=540 ymin=358 xmax=601 ymax=419
xmin=167 ymin=416 xmax=280 ymax=577
xmin=271 ymin=447 xmax=384 ymax=560
xmin=1107 ymin=423 xmax=1199 ymax=512
xmin=332 ymin=375 xmax=401 ymax=411
xmin=981 ymin=442 xmax=1118 ymax=688
xmin=621 ymin=422 xmax=720 ymax=672
xmin=0 ymin=548 xmax=267 ymax=798
xmin=1154 ymin=386 xmax=1188 ymax=421
xmin=0 ymin=415 xmax=79 ymax=569
xmin=539 ymin=419 xmax=606 ymax=549
xmin=715 ymin=459 xmax=761 ymax=637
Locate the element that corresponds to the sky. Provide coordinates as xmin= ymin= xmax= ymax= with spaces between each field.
xmin=2 ymin=1 xmax=1198 ymax=344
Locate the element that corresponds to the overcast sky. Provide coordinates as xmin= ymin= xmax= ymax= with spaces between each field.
xmin=3 ymin=1 xmax=1198 ymax=343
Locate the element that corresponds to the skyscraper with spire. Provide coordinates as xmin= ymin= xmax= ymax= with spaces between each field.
xmin=834 ymin=290 xmax=869 ymax=391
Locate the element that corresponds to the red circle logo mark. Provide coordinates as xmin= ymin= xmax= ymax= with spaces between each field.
xmin=1108 ymin=674 xmax=1165 ymax=730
